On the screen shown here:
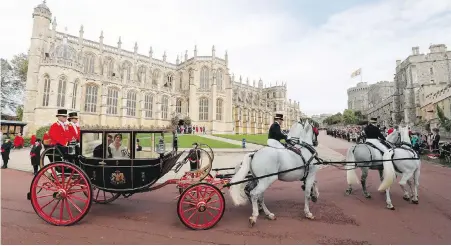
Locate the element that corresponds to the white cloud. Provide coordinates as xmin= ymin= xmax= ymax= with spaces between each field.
xmin=1 ymin=0 xmax=451 ymax=116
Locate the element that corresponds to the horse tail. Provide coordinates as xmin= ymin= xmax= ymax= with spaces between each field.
xmin=346 ymin=146 xmax=360 ymax=185
xmin=229 ymin=153 xmax=253 ymax=206
xmin=377 ymin=149 xmax=396 ymax=191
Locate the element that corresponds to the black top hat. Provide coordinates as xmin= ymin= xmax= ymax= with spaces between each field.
xmin=56 ymin=109 xmax=68 ymax=117
xmin=369 ymin=117 xmax=377 ymax=123
xmin=68 ymin=112 xmax=78 ymax=119
xmin=274 ymin=113 xmax=284 ymax=120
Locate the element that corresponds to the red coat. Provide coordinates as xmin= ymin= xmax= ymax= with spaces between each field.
xmin=43 ymin=133 xmax=51 ymax=146
xmin=13 ymin=136 xmax=24 ymax=147
xmin=49 ymin=122 xmax=71 ymax=146
xmin=313 ymin=127 xmax=319 ymax=136
xmin=68 ymin=123 xmax=80 ymax=142
xmin=30 ymin=135 xmax=37 ymax=145
xmin=387 ymin=128 xmax=394 ymax=135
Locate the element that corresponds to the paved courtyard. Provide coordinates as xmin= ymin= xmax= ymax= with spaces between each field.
xmin=2 ymin=132 xmax=451 ymax=244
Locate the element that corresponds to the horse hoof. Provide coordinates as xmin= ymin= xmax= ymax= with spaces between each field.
xmin=249 ymin=217 xmax=256 ymax=227
xmin=301 ymin=185 xmax=305 ymax=191
xmin=364 ymin=194 xmax=372 ymax=199
xmin=387 ymin=206 xmax=395 ymax=210
xmin=345 ymin=189 xmax=352 ymax=196
xmin=266 ymin=214 xmax=276 ymax=220
xmin=412 ymin=200 xmax=419 ymax=204
xmin=311 ymin=196 xmax=318 ymax=203
xmin=305 ymin=213 xmax=315 ymax=220
xmin=403 ymin=196 xmax=410 ymax=201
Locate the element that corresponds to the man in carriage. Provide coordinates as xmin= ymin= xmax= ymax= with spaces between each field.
xmin=47 ymin=109 xmax=72 ymax=162
xmin=364 ymin=117 xmax=392 ymax=155
xmin=67 ymin=112 xmax=80 ymax=142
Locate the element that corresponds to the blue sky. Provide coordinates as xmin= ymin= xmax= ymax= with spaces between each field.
xmin=1 ymin=0 xmax=451 ymax=116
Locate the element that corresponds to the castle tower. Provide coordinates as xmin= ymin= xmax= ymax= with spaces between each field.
xmin=23 ymin=1 xmax=52 ymax=135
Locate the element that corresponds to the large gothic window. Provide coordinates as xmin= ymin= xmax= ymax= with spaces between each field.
xmin=216 ymin=98 xmax=223 ymax=121
xmin=200 ymin=67 xmax=209 ymax=89
xmin=176 ymin=99 xmax=182 ymax=114
xmin=199 ymin=98 xmax=209 ymax=121
xmin=144 ymin=94 xmax=153 ymax=118
xmin=217 ymin=69 xmax=223 ymax=90
xmin=56 ymin=76 xmax=67 ymax=107
xmin=83 ymin=53 xmax=95 ymax=74
xmin=165 ymin=73 xmax=173 ymax=88
xmin=106 ymin=87 xmax=119 ymax=115
xmin=42 ymin=75 xmax=51 ymax=106
xmin=161 ymin=96 xmax=169 ymax=119
xmin=84 ymin=84 xmax=98 ymax=113
xmin=126 ymin=90 xmax=137 ymax=116
xmin=137 ymin=66 xmax=146 ymax=83
xmin=71 ymin=79 xmax=79 ymax=109
xmin=152 ymin=69 xmax=160 ymax=86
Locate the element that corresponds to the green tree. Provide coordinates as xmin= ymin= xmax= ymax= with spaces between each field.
xmin=1 ymin=53 xmax=28 ymax=115
xmin=16 ymin=105 xmax=23 ymax=121
xmin=343 ymin=109 xmax=358 ymax=125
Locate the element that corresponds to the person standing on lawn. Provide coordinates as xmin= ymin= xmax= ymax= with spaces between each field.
xmin=1 ymin=138 xmax=13 ymax=169
xmin=30 ymin=138 xmax=42 ymax=175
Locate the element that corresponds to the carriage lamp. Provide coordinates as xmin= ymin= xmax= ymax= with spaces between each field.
xmin=156 ymin=136 xmax=166 ymax=154
xmin=67 ymin=140 xmax=78 ymax=155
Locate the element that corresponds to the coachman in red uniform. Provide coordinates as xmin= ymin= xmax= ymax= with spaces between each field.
xmin=67 ymin=112 xmax=80 ymax=142
xmin=47 ymin=109 xmax=71 ymax=162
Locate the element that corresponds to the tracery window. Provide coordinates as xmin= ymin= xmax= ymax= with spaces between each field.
xmin=122 ymin=61 xmax=132 ymax=82
xmin=144 ymin=94 xmax=153 ymax=118
xmin=56 ymin=76 xmax=67 ymax=107
xmin=84 ymin=84 xmax=98 ymax=113
xmin=106 ymin=87 xmax=119 ymax=115
xmin=165 ymin=73 xmax=173 ymax=88
xmin=42 ymin=75 xmax=51 ymax=106
xmin=104 ymin=57 xmax=114 ymax=77
xmin=126 ymin=90 xmax=137 ymax=116
xmin=199 ymin=98 xmax=209 ymax=121
xmin=200 ymin=67 xmax=209 ymax=89
xmin=216 ymin=98 xmax=223 ymax=121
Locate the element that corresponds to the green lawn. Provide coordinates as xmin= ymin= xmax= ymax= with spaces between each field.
xmin=214 ymin=134 xmax=270 ymax=146
xmin=134 ymin=134 xmax=241 ymax=149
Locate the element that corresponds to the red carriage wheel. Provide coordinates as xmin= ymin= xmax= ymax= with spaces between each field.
xmin=29 ymin=162 xmax=93 ymax=226
xmin=177 ymin=183 xmax=225 ymax=230
xmin=178 ymin=173 xmax=214 ymax=194
xmin=91 ymin=187 xmax=120 ymax=204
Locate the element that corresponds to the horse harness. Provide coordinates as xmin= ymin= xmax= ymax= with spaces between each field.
xmin=356 ymin=140 xmax=417 ymax=173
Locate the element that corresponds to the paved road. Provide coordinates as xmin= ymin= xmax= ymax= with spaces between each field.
xmin=2 ymin=132 xmax=451 ymax=244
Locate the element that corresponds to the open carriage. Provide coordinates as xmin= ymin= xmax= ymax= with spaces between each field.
xmin=27 ymin=127 xmax=223 ymax=229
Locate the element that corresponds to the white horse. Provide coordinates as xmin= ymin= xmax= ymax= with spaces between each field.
xmin=346 ymin=126 xmax=421 ymax=209
xmin=229 ymin=120 xmax=319 ymax=227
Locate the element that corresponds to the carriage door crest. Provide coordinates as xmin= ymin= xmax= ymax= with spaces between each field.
xmin=111 ymin=170 xmax=126 ymax=185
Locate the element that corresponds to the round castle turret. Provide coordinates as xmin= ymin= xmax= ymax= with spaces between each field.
xmin=347 ymin=82 xmax=368 ymax=112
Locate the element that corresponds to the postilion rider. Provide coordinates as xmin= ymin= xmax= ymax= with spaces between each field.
xmin=267 ymin=113 xmax=288 ymax=148
xmin=364 ymin=117 xmax=392 ymax=157
xmin=47 ymin=109 xmax=73 ymax=162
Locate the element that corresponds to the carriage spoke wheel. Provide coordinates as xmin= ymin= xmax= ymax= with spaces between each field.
xmin=89 ymin=187 xmax=121 ymax=204
xmin=30 ymin=162 xmax=92 ymax=226
xmin=177 ymin=183 xmax=225 ymax=230
xmin=178 ymin=173 xmax=214 ymax=194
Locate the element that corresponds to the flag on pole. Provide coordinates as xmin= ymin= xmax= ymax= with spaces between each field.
xmin=350 ymin=68 xmax=361 ymax=78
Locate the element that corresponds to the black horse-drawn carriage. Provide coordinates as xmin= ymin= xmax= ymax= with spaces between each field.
xmin=27 ymin=127 xmax=223 ymax=229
